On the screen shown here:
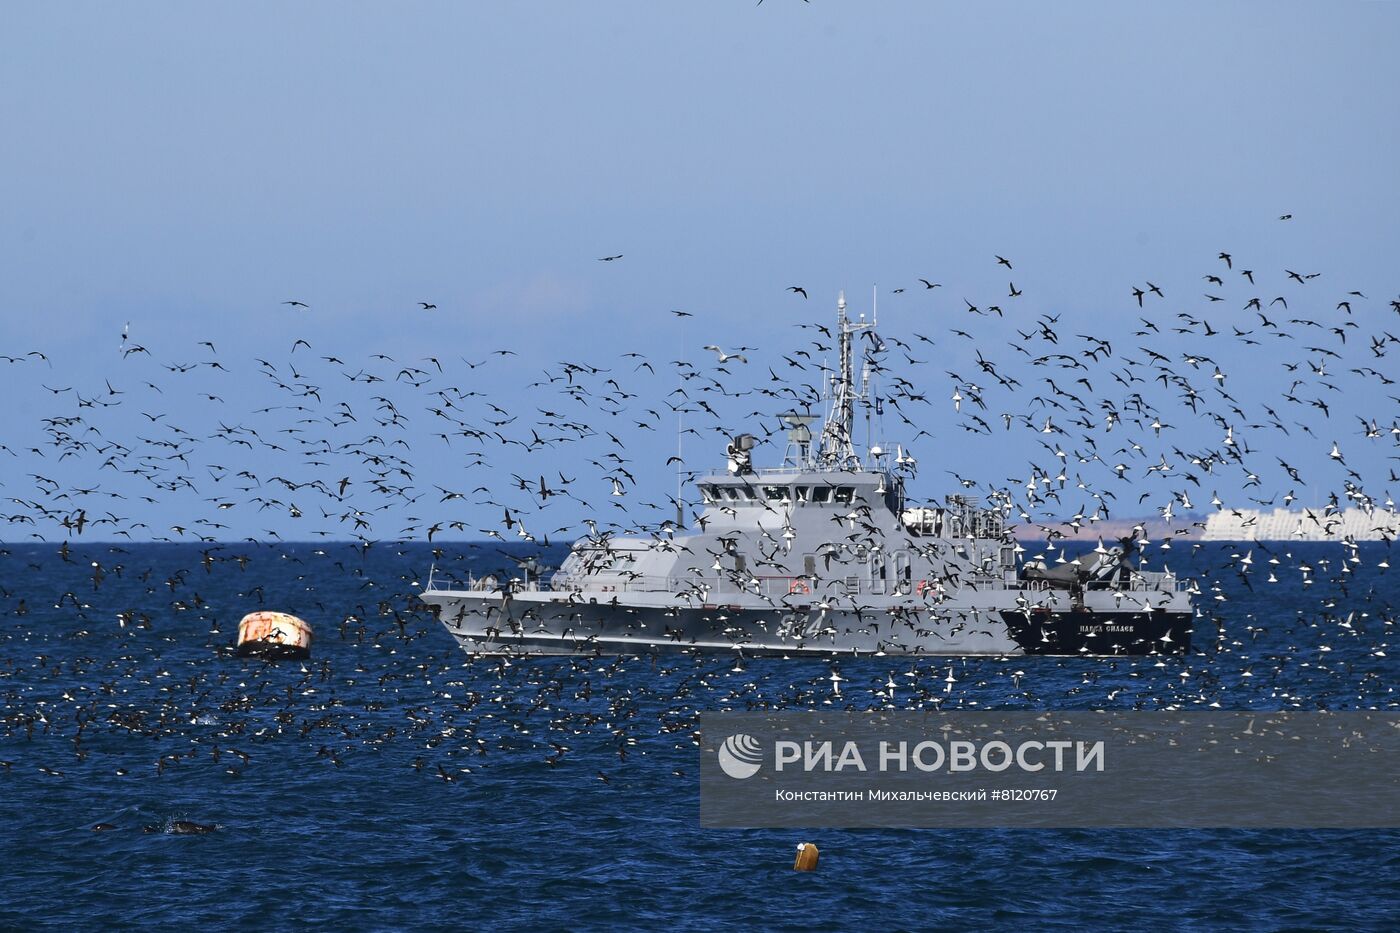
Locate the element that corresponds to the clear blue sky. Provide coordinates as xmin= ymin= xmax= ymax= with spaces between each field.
xmin=2 ymin=3 xmax=1397 ymax=541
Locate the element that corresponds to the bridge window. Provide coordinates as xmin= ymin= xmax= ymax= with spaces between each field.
xmin=763 ymin=485 xmax=789 ymax=501
xmin=795 ymin=486 xmax=810 ymax=502
xmin=834 ymin=486 xmax=855 ymax=505
xmin=811 ymin=486 xmax=832 ymax=503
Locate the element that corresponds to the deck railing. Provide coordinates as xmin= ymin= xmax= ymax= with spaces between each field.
xmin=424 ymin=565 xmax=551 ymax=594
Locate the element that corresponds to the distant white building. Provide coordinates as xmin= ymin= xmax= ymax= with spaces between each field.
xmin=1201 ymin=507 xmax=1399 ymax=542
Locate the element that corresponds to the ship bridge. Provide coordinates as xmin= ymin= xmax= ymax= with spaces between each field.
xmin=696 ymin=470 xmax=900 ymax=515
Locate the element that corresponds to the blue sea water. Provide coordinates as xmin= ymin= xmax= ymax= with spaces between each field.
xmin=0 ymin=540 xmax=1396 ymax=931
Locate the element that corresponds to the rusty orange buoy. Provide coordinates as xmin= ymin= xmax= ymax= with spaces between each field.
xmin=793 ymin=842 xmax=819 ymax=871
xmin=236 ymin=611 xmax=312 ymax=659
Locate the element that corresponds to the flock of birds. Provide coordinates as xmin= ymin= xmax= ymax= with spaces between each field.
xmin=0 ymin=232 xmax=1397 ymax=832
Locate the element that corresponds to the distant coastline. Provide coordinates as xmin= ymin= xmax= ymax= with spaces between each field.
xmin=1198 ymin=506 xmax=1398 ymax=542
xmin=1014 ymin=507 xmax=1398 ymax=543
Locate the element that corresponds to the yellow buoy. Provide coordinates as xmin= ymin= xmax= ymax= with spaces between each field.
xmin=793 ymin=842 xmax=819 ymax=871
xmin=236 ymin=611 xmax=313 ymax=659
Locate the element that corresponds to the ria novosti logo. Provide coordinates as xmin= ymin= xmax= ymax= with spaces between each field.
xmin=717 ymin=734 xmax=763 ymax=779
xmin=715 ymin=733 xmax=1109 ymax=780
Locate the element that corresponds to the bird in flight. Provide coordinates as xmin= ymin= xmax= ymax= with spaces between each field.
xmin=419 ymin=302 xmax=437 ymax=310
xmin=918 ymin=279 xmax=941 ymax=289
xmin=787 ymin=286 xmax=808 ymax=299
xmin=282 ymin=300 xmax=310 ymax=309
xmin=703 ymin=345 xmax=748 ymax=364
xmin=995 ymin=256 xmax=1013 ymax=269
xmin=598 ymin=254 xmax=623 ymax=262
xmin=671 ymin=310 xmax=693 ymax=317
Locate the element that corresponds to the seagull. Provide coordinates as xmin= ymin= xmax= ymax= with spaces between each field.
xmin=597 ymin=254 xmax=623 ymax=262
xmin=282 ymin=300 xmax=310 ymax=309
xmin=787 ymin=286 xmax=808 ymax=299
xmin=418 ymin=302 xmax=437 ymax=310
xmin=918 ymin=279 xmax=941 ymax=289
xmin=703 ymin=346 xmax=748 ymax=364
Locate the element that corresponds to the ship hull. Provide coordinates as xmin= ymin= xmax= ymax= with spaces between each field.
xmin=420 ymin=589 xmax=1193 ymax=658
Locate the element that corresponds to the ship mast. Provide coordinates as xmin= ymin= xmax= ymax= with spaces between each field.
xmin=817 ymin=291 xmax=874 ymax=470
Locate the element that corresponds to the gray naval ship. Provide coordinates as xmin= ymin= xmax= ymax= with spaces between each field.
xmin=421 ymin=293 xmax=1195 ymax=657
